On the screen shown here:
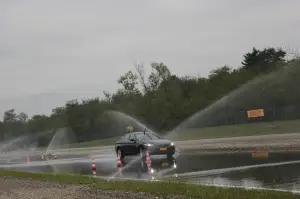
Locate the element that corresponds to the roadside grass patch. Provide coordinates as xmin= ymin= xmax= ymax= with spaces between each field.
xmin=0 ymin=170 xmax=298 ymax=199
xmin=167 ymin=119 xmax=300 ymax=141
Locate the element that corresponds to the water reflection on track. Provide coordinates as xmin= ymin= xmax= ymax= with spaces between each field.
xmin=0 ymin=154 xmax=178 ymax=180
xmin=1 ymin=151 xmax=300 ymax=191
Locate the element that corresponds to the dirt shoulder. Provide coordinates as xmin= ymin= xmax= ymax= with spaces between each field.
xmin=0 ymin=176 xmax=189 ymax=199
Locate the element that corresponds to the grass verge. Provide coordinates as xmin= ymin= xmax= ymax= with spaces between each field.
xmin=173 ymin=119 xmax=300 ymax=141
xmin=0 ymin=170 xmax=298 ymax=199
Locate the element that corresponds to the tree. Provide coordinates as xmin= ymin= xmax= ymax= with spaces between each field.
xmin=148 ymin=62 xmax=171 ymax=91
xmin=241 ymin=47 xmax=286 ymax=73
xmin=209 ymin=65 xmax=232 ymax=79
xmin=103 ymin=91 xmax=112 ymax=101
xmin=17 ymin=112 xmax=28 ymax=123
xmin=150 ymin=75 xmax=185 ymax=129
xmin=134 ymin=63 xmax=149 ymax=94
xmin=27 ymin=115 xmax=50 ymax=133
xmin=3 ymin=109 xmax=17 ymax=124
xmin=50 ymin=106 xmax=66 ymax=129
xmin=0 ymin=121 xmax=4 ymax=140
xmin=118 ymin=71 xmax=140 ymax=95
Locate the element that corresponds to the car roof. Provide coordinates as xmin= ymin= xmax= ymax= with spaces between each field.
xmin=123 ymin=131 xmax=161 ymax=138
xmin=131 ymin=131 xmax=159 ymax=136
xmin=132 ymin=131 xmax=152 ymax=134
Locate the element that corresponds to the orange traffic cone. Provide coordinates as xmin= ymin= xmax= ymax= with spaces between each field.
xmin=117 ymin=155 xmax=123 ymax=177
xmin=26 ymin=155 xmax=30 ymax=164
xmin=146 ymin=152 xmax=153 ymax=178
xmin=92 ymin=159 xmax=96 ymax=177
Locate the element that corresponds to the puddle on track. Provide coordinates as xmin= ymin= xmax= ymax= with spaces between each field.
xmin=1 ymin=151 xmax=300 ymax=191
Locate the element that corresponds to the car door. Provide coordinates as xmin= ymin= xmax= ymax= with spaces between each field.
xmin=121 ymin=133 xmax=132 ymax=155
xmin=127 ymin=133 xmax=138 ymax=154
xmin=131 ymin=133 xmax=139 ymax=154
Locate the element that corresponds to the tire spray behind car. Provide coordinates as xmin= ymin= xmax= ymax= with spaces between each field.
xmin=92 ymin=159 xmax=96 ymax=177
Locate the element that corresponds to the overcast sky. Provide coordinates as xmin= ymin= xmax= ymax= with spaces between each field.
xmin=0 ymin=0 xmax=299 ymax=116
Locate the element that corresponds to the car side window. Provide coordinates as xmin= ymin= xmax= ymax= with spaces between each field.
xmin=123 ymin=134 xmax=130 ymax=140
xmin=128 ymin=134 xmax=135 ymax=140
xmin=135 ymin=133 xmax=149 ymax=140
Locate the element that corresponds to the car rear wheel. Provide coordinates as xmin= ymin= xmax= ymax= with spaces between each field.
xmin=140 ymin=159 xmax=147 ymax=172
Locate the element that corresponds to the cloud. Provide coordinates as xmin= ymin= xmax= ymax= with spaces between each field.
xmin=0 ymin=0 xmax=299 ymax=115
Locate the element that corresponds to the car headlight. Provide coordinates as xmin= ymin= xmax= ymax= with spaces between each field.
xmin=170 ymin=142 xmax=174 ymax=146
xmin=145 ymin=143 xmax=154 ymax=147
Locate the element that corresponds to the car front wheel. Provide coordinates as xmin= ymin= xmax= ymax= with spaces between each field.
xmin=139 ymin=147 xmax=145 ymax=160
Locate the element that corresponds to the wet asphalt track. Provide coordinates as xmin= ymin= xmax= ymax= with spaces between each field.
xmin=2 ymin=133 xmax=300 ymax=192
xmin=2 ymin=149 xmax=300 ymax=191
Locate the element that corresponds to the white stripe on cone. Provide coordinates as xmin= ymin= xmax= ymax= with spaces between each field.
xmin=146 ymin=152 xmax=152 ymax=179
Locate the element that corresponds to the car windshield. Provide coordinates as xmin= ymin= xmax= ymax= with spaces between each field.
xmin=135 ymin=132 xmax=162 ymax=140
xmin=146 ymin=132 xmax=162 ymax=140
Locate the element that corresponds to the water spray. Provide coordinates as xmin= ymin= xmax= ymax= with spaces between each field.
xmin=106 ymin=155 xmax=142 ymax=181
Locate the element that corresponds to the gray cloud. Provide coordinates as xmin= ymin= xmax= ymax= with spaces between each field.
xmin=0 ymin=0 xmax=299 ymax=116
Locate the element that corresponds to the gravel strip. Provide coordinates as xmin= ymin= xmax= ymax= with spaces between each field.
xmin=0 ymin=176 xmax=192 ymax=199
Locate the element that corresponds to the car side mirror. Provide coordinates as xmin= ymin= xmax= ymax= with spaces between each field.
xmin=130 ymin=138 xmax=136 ymax=142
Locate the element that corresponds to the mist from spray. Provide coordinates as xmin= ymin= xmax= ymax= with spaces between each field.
xmin=106 ymin=155 xmax=142 ymax=181
xmin=156 ymin=167 xmax=177 ymax=178
xmin=45 ymin=128 xmax=74 ymax=153
xmin=44 ymin=128 xmax=75 ymax=173
xmin=0 ymin=135 xmax=31 ymax=153
xmin=105 ymin=110 xmax=155 ymax=133
xmin=0 ymin=130 xmax=57 ymax=164
xmin=166 ymin=60 xmax=300 ymax=139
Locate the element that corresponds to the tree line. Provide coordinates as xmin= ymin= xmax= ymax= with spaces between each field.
xmin=0 ymin=47 xmax=299 ymax=145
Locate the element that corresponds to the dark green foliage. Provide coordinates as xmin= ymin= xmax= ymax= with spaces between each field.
xmin=242 ymin=47 xmax=286 ymax=73
xmin=0 ymin=47 xmax=299 ymax=146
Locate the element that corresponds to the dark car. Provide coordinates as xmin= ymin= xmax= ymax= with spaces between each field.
xmin=115 ymin=131 xmax=175 ymax=160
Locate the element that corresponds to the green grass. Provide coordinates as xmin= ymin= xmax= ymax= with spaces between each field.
xmin=67 ymin=119 xmax=300 ymax=147
xmin=0 ymin=170 xmax=298 ymax=199
xmin=172 ymin=119 xmax=300 ymax=141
